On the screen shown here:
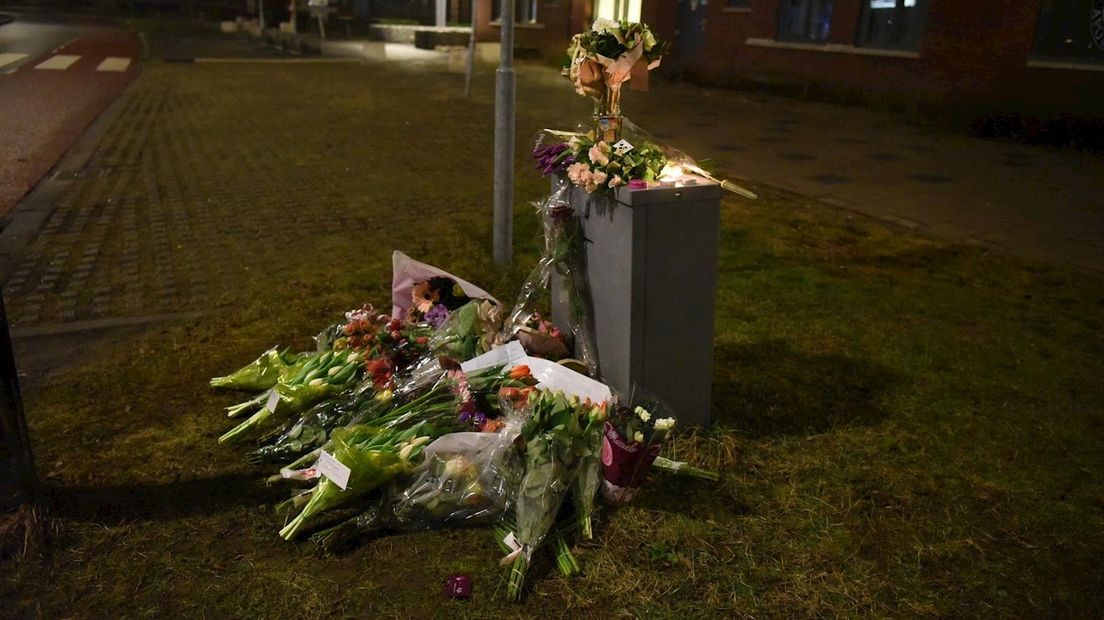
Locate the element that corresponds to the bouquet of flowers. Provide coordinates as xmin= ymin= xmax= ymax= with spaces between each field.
xmin=278 ymin=363 xmax=535 ymax=540
xmin=206 ymin=251 xmax=726 ymax=600
xmin=405 ymin=276 xmax=472 ymax=326
xmin=565 ymin=20 xmax=666 ymax=101
xmin=501 ymin=389 xmax=608 ymax=601
xmin=213 ymin=303 xmax=435 ymax=445
xmin=565 ymin=132 xmax=667 ymax=194
xmin=600 ymin=399 xmax=676 ymax=504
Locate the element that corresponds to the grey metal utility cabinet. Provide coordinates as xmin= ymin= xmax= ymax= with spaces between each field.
xmin=552 ymin=177 xmax=723 ymax=426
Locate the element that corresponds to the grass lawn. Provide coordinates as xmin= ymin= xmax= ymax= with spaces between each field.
xmin=1 ymin=54 xmax=1102 ymax=617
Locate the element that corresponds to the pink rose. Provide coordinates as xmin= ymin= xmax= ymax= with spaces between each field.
xmin=608 ymin=175 xmax=623 ymax=188
xmin=590 ymin=170 xmax=608 ymax=186
xmin=566 ymin=161 xmax=591 ymax=185
xmin=588 ymin=142 xmax=610 ymax=166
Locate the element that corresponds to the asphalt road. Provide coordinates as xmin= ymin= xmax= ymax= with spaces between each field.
xmin=0 ymin=12 xmax=140 ymax=218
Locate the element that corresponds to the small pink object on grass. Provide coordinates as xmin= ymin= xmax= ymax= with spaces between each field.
xmin=444 ymin=574 xmax=472 ymax=599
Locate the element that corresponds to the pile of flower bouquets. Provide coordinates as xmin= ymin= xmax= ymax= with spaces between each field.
xmin=210 ymin=251 xmax=718 ymax=600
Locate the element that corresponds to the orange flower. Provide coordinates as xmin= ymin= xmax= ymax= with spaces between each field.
xmin=508 ymin=365 xmax=531 ymax=380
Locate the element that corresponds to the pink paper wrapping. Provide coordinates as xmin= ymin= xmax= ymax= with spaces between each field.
xmin=390 ymin=251 xmax=499 ymax=320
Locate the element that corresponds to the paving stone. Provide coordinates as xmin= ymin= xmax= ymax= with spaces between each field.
xmin=809 ymin=174 xmax=854 ymax=185
xmin=906 ymin=173 xmax=954 ymax=184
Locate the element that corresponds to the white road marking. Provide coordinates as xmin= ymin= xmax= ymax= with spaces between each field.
xmin=0 ymin=53 xmax=29 ymax=70
xmin=34 ymin=54 xmax=81 ymax=70
xmin=96 ymin=57 xmax=131 ymax=72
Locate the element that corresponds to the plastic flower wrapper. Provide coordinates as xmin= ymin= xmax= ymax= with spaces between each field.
xmin=390 ymin=251 xmax=498 ymax=321
xmin=573 ymin=414 xmax=605 ymax=540
xmin=428 ymin=299 xmax=504 ymax=362
xmin=502 ymin=389 xmax=607 ymax=601
xmin=310 ymin=386 xmax=532 ymax=552
xmin=210 ymin=348 xmax=307 ymax=391
xmin=501 ymin=186 xmax=599 ymax=375
xmin=219 ymin=349 xmax=365 ymax=444
xmin=563 ymin=20 xmax=666 ymax=100
xmin=249 ymin=382 xmax=396 ymax=465
xmin=279 ymin=364 xmax=535 ymax=540
xmin=600 ymin=389 xmax=677 ymax=504
xmin=279 ymin=422 xmax=438 ymax=540
xmin=274 ymin=363 xmax=534 ymax=487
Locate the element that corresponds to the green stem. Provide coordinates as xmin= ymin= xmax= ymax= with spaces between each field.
xmin=219 ymin=408 xmax=272 ymax=444
xmin=226 ymin=390 xmax=269 ymax=418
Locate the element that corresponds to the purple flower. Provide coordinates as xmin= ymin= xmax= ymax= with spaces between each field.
xmin=533 ymin=142 xmax=573 ymax=176
xmin=425 ymin=303 xmax=450 ymax=328
xmin=458 ymin=410 xmax=472 ymax=423
xmin=473 ymin=412 xmax=487 ymax=428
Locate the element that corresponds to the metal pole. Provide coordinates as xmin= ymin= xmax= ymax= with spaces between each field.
xmin=259 ymin=0 xmax=266 ymax=31
xmin=464 ymin=0 xmax=478 ymax=98
xmin=0 ymin=288 xmax=37 ymax=510
xmin=492 ymin=0 xmax=515 ymax=265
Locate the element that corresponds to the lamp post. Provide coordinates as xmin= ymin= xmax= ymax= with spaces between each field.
xmin=492 ymin=0 xmax=515 ymax=265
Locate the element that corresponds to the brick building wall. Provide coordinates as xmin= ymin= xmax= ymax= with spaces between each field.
xmin=694 ymin=0 xmax=1103 ymax=119
xmin=474 ymin=0 xmax=1103 ymax=124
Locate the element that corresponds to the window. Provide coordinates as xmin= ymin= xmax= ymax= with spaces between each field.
xmin=856 ymin=0 xmax=927 ymax=50
xmin=1034 ymin=0 xmax=1104 ymax=62
xmin=777 ymin=0 xmax=832 ymax=43
xmin=594 ymin=0 xmax=642 ymax=22
xmin=492 ymin=0 xmax=538 ymax=23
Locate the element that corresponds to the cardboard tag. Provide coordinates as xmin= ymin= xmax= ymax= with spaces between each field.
xmin=265 ymin=390 xmax=280 ymax=413
xmin=316 ymin=450 xmax=351 ymax=490
xmin=461 ymin=340 xmax=526 ymax=373
xmin=503 ymin=531 xmax=521 ymax=553
xmin=612 ymin=139 xmax=634 ymax=156
xmin=501 ymin=532 xmax=533 ymax=561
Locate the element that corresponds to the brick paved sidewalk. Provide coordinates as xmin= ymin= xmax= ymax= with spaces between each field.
xmin=0 ymin=60 xmax=508 ymax=330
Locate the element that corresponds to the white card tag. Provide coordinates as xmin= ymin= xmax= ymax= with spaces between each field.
xmin=265 ymin=390 xmax=280 ymax=413
xmin=503 ymin=531 xmax=521 ymax=553
xmin=501 ymin=531 xmax=533 ymax=562
xmin=612 ymin=139 xmax=634 ymax=156
xmin=316 ymin=450 xmax=351 ymax=490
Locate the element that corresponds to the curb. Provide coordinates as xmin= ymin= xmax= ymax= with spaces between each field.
xmin=0 ymin=14 xmax=13 ymax=27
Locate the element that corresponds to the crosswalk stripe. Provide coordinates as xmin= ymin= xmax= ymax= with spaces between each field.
xmin=0 ymin=53 xmax=29 ymax=70
xmin=96 ymin=57 xmax=131 ymax=72
xmin=34 ymin=54 xmax=81 ymax=70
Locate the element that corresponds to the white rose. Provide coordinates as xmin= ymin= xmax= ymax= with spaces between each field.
xmin=635 ymin=406 xmax=651 ymax=423
xmin=633 ymin=431 xmax=644 ymax=443
xmin=592 ymin=18 xmax=618 ymax=33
